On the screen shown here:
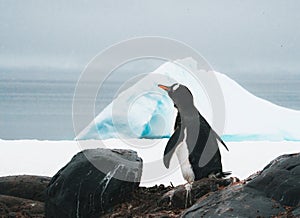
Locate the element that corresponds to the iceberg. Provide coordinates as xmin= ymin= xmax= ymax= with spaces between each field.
xmin=76 ymin=58 xmax=300 ymax=141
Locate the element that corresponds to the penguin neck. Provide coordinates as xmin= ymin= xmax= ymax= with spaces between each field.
xmin=177 ymin=105 xmax=199 ymax=120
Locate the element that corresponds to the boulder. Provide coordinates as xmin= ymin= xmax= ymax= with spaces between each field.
xmin=183 ymin=153 xmax=300 ymax=217
xmin=45 ymin=149 xmax=143 ymax=218
xmin=247 ymin=153 xmax=300 ymax=207
xmin=182 ymin=184 xmax=285 ymax=217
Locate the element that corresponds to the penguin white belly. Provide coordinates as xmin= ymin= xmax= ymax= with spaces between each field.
xmin=175 ymin=128 xmax=195 ymax=183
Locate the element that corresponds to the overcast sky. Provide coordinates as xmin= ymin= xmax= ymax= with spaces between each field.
xmin=0 ymin=0 xmax=300 ymax=75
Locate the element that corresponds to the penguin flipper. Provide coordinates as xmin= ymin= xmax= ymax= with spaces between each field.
xmin=163 ymin=126 xmax=181 ymax=169
xmin=199 ymin=113 xmax=229 ymax=151
xmin=212 ymin=129 xmax=229 ymax=151
xmin=217 ymin=135 xmax=229 ymax=151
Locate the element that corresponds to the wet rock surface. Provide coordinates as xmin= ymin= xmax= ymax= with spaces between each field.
xmin=45 ymin=148 xmax=143 ymax=218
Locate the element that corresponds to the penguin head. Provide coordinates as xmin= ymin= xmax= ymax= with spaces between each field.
xmin=158 ymin=83 xmax=194 ymax=109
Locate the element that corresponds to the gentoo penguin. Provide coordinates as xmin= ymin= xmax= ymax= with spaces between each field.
xmin=158 ymin=83 xmax=230 ymax=184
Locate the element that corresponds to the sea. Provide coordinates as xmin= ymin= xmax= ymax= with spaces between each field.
xmin=0 ymin=66 xmax=299 ymax=140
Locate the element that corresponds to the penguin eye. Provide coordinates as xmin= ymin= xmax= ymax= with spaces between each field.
xmin=172 ymin=84 xmax=180 ymax=91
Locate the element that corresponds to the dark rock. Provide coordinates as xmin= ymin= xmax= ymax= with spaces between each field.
xmin=292 ymin=207 xmax=300 ymax=217
xmin=45 ymin=148 xmax=143 ymax=218
xmin=0 ymin=175 xmax=51 ymax=202
xmin=0 ymin=194 xmax=44 ymax=218
xmin=182 ymin=185 xmax=285 ymax=217
xmin=247 ymin=153 xmax=300 ymax=207
xmin=182 ymin=153 xmax=300 ymax=217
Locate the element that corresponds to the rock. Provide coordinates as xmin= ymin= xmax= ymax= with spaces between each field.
xmin=182 ymin=184 xmax=285 ymax=217
xmin=45 ymin=149 xmax=143 ymax=218
xmin=0 ymin=175 xmax=51 ymax=202
xmin=0 ymin=194 xmax=45 ymax=218
xmin=182 ymin=153 xmax=300 ymax=217
xmin=247 ymin=153 xmax=300 ymax=207
xmin=292 ymin=207 xmax=300 ymax=217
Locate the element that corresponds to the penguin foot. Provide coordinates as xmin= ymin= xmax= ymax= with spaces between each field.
xmin=208 ymin=173 xmax=217 ymax=179
xmin=209 ymin=171 xmax=231 ymax=179
xmin=184 ymin=182 xmax=193 ymax=208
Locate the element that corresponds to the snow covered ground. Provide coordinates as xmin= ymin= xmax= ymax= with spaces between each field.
xmin=1 ymin=139 xmax=299 ymax=187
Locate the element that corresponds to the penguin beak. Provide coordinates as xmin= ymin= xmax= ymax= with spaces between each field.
xmin=158 ymin=84 xmax=171 ymax=92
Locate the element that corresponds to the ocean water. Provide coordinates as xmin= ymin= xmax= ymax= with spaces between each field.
xmin=0 ymin=69 xmax=299 ymax=140
xmin=229 ymin=72 xmax=300 ymax=111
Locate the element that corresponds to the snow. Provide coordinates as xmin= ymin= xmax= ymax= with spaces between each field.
xmin=76 ymin=58 xmax=300 ymax=141
xmin=1 ymin=139 xmax=299 ymax=187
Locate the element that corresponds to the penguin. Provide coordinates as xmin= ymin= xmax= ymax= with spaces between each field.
xmin=158 ymin=83 xmax=230 ymax=184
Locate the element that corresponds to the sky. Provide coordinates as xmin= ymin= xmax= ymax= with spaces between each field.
xmin=0 ymin=0 xmax=300 ymax=75
xmin=1 ymin=1 xmax=300 ymax=139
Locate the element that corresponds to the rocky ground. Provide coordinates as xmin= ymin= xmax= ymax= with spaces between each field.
xmin=0 ymin=176 xmax=233 ymax=218
xmin=0 ymin=175 xmax=50 ymax=218
xmin=102 ymin=178 xmax=234 ymax=218
xmin=0 ymin=151 xmax=299 ymax=218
